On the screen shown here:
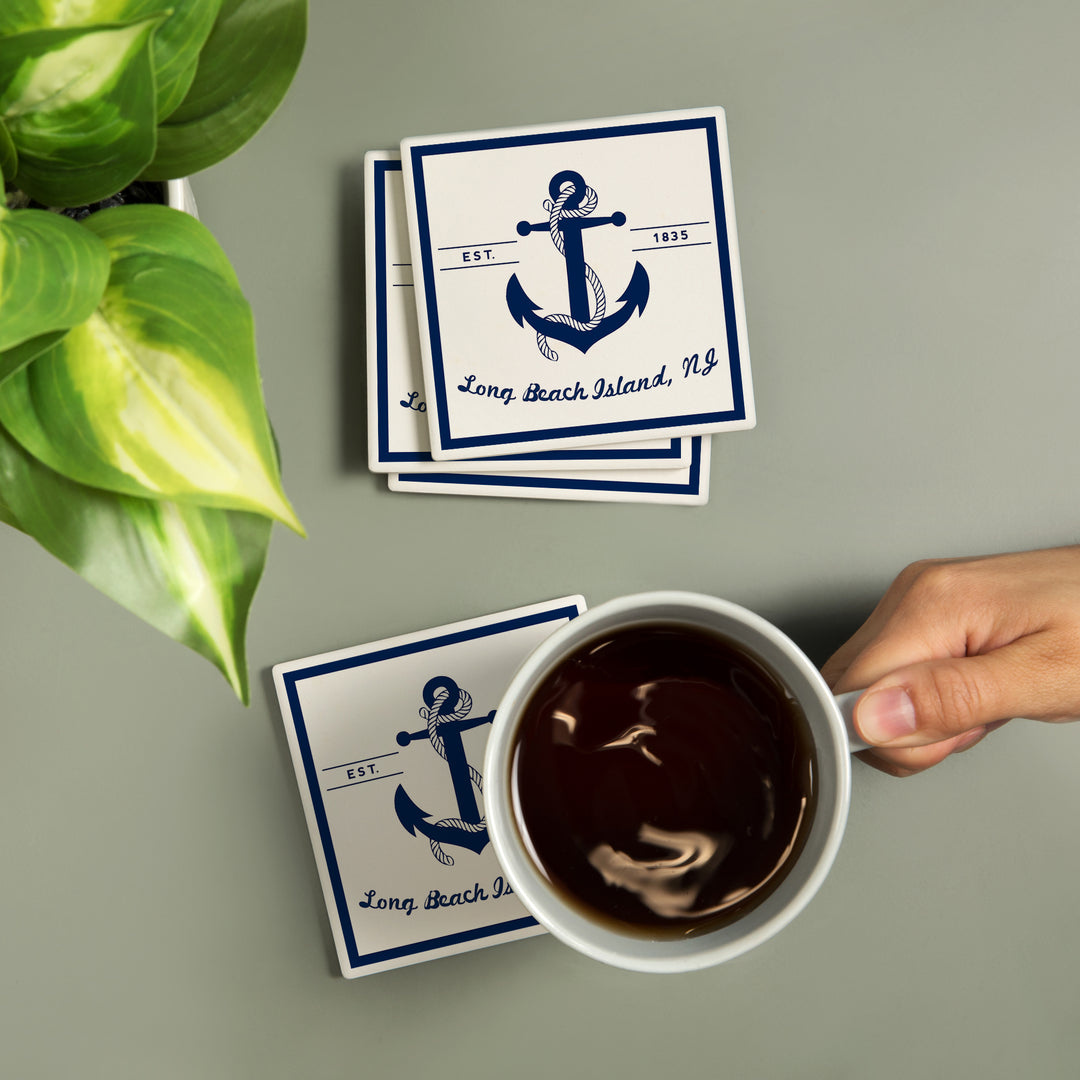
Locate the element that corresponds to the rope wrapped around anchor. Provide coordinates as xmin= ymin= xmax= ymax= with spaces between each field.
xmin=535 ymin=180 xmax=608 ymax=361
xmin=419 ymin=683 xmax=486 ymax=866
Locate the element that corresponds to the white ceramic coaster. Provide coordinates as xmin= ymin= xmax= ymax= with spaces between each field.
xmin=272 ymin=597 xmax=586 ymax=977
xmin=401 ymin=107 xmax=754 ymax=460
xmin=365 ymin=152 xmax=690 ymax=473
xmin=389 ymin=435 xmax=710 ymax=504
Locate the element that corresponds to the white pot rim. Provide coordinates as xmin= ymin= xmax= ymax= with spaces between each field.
xmin=165 ymin=178 xmax=198 ymax=219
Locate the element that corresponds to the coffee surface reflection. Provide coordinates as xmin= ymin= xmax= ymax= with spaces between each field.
xmin=510 ymin=623 xmax=817 ymax=937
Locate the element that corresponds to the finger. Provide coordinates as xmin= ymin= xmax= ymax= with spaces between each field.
xmin=821 ymin=575 xmax=930 ymax=689
xmin=830 ymin=601 xmax=969 ymax=697
xmin=861 ymin=724 xmax=1003 ymax=777
xmin=854 ymin=631 xmax=1076 ymax=747
xmin=857 ymin=726 xmax=990 ymax=777
xmin=824 ymin=556 xmax=1026 ymax=695
xmin=821 ymin=625 xmax=875 ymax=689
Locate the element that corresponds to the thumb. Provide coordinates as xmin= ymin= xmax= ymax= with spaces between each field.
xmin=854 ymin=635 xmax=1057 ymax=747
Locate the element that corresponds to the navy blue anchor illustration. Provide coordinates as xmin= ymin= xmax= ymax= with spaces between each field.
xmin=393 ymin=676 xmax=493 ymax=866
xmin=506 ymin=170 xmax=650 ymax=360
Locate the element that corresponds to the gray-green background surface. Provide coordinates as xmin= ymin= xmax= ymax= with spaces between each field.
xmin=4 ymin=3 xmax=1079 ymax=1077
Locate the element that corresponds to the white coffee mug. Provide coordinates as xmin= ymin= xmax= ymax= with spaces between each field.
xmin=484 ymin=591 xmax=867 ymax=973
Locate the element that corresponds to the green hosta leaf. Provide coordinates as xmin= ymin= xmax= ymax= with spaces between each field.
xmin=0 ymin=116 xmax=16 ymax=181
xmin=0 ymin=202 xmax=110 ymax=351
xmin=143 ymin=0 xmax=223 ymax=121
xmin=0 ymin=419 xmax=269 ymax=701
xmin=0 ymin=1 xmax=224 ymax=124
xmin=0 ymin=3 xmax=43 ymax=37
xmin=86 ymin=200 xmax=239 ymax=286
xmin=0 ymin=329 xmax=67 ymax=384
xmin=0 ymin=480 xmax=20 ymax=529
xmin=0 ymin=17 xmax=162 ymax=206
xmin=0 ymin=204 xmax=303 ymax=532
xmin=145 ymin=0 xmax=306 ymax=180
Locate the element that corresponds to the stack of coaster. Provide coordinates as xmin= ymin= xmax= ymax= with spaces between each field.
xmin=365 ymin=107 xmax=755 ymax=504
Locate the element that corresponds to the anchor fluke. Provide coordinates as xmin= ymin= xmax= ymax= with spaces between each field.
xmin=616 ymin=259 xmax=650 ymax=317
xmin=394 ymin=784 xmax=490 ymax=855
xmin=394 ymin=784 xmax=429 ymax=837
xmin=506 ymin=260 xmax=649 ymax=354
xmin=506 ymin=274 xmax=541 ymax=328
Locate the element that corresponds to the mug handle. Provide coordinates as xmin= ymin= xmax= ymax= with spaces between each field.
xmin=834 ymin=690 xmax=871 ymax=753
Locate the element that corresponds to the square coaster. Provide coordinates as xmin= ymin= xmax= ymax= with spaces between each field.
xmin=390 ymin=434 xmax=710 ymax=504
xmin=272 ymin=597 xmax=586 ymax=977
xmin=365 ymin=152 xmax=689 ymax=473
xmin=401 ymin=107 xmax=754 ymax=459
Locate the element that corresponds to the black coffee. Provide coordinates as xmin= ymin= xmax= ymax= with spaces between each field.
xmin=510 ymin=622 xmax=817 ymax=937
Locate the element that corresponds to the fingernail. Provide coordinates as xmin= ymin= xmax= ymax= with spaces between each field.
xmin=858 ymin=686 xmax=918 ymax=744
xmin=952 ymin=726 xmax=987 ymax=754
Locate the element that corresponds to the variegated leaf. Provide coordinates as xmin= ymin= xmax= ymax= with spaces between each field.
xmin=0 ymin=0 xmax=224 ymax=123
xmin=0 ymin=200 xmax=110 ymax=351
xmin=0 ymin=17 xmax=161 ymax=206
xmin=0 ymin=116 xmax=16 ymax=181
xmin=0 ymin=478 xmax=20 ymax=528
xmin=86 ymin=200 xmax=239 ymax=285
xmin=145 ymin=0 xmax=306 ymax=179
xmin=0 ymin=329 xmax=67 ymax=385
xmin=0 ymin=419 xmax=270 ymax=701
xmin=0 ymin=204 xmax=303 ymax=532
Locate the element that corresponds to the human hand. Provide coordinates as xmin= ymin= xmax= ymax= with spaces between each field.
xmin=821 ymin=546 xmax=1080 ymax=776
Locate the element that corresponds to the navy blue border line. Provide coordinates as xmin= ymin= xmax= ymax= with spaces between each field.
xmin=374 ymin=158 xmax=393 ymax=461
xmin=280 ymin=603 xmax=583 ymax=971
xmin=372 ymin=159 xmax=683 ymax=466
xmin=397 ymin=434 xmax=703 ymax=496
xmin=348 ymin=916 xmax=539 ymax=970
xmin=407 ymin=115 xmax=746 ymax=453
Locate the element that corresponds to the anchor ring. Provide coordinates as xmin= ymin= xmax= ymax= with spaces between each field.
xmin=547 ymin=169 xmax=587 ymax=210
